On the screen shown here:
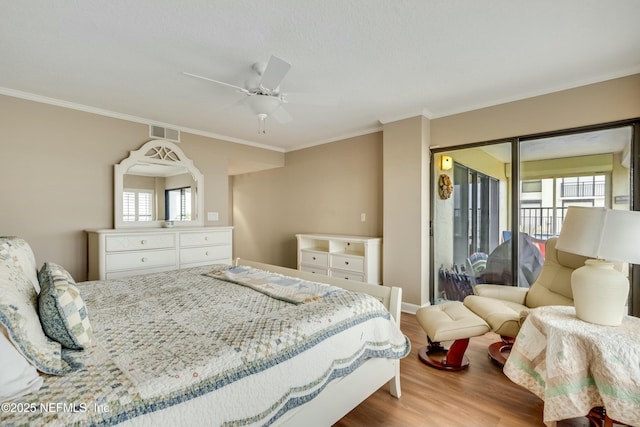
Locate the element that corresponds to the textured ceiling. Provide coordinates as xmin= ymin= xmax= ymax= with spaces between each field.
xmin=1 ymin=0 xmax=639 ymax=152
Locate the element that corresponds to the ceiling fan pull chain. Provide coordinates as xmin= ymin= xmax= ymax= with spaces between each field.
xmin=258 ymin=113 xmax=268 ymax=134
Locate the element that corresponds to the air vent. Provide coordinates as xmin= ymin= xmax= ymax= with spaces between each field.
xmin=149 ymin=125 xmax=181 ymax=143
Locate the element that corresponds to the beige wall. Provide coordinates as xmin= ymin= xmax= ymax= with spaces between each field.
xmin=0 ymin=95 xmax=283 ymax=281
xmin=232 ymin=133 xmax=383 ymax=268
xmin=1 ymin=73 xmax=638 ymax=306
xmin=382 ymin=116 xmax=431 ymax=305
xmin=431 ymin=74 xmax=640 ymax=147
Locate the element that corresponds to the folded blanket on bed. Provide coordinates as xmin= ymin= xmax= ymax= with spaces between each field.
xmin=206 ymin=265 xmax=342 ymax=304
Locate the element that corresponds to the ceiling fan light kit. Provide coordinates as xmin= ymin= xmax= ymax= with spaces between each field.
xmin=184 ymin=55 xmax=301 ymax=134
xmin=247 ymin=95 xmax=282 ymax=135
xmin=246 ymin=94 xmax=282 ymax=116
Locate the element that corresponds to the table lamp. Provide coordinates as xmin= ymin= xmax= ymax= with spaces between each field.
xmin=555 ymin=206 xmax=640 ymax=326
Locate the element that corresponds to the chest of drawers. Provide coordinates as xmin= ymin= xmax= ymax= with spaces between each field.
xmin=296 ymin=234 xmax=382 ymax=285
xmin=87 ymin=227 xmax=233 ymax=280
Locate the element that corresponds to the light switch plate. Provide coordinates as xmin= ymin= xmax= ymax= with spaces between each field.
xmin=208 ymin=212 xmax=219 ymax=221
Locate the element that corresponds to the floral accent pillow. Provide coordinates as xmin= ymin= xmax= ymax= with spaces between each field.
xmin=0 ymin=240 xmax=73 ymax=375
xmin=38 ymin=262 xmax=93 ymax=350
xmin=0 ymin=236 xmax=40 ymax=293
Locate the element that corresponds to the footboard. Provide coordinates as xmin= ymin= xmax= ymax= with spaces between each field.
xmin=234 ymin=258 xmax=403 ymax=409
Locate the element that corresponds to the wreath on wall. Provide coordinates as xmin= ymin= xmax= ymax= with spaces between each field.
xmin=438 ymin=174 xmax=453 ymax=200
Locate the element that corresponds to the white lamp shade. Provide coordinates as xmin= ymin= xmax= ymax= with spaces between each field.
xmin=555 ymin=206 xmax=639 ymax=326
xmin=556 ymin=206 xmax=640 ymax=265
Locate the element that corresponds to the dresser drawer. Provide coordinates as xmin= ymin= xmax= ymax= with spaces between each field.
xmin=330 ymin=254 xmax=364 ymax=273
xmin=330 ymin=270 xmax=365 ymax=282
xmin=106 ymin=249 xmax=177 ymax=272
xmin=180 ymin=230 xmax=231 ymax=247
xmin=105 ymin=234 xmax=175 ymax=252
xmin=180 ymin=245 xmax=231 ymax=265
xmin=300 ymin=266 xmax=329 ymax=276
xmin=300 ymin=250 xmax=329 ymax=267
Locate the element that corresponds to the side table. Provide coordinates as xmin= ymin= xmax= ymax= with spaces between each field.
xmin=503 ymin=305 xmax=640 ymax=427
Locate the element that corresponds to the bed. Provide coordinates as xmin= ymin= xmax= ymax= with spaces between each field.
xmin=0 ymin=237 xmax=409 ymax=426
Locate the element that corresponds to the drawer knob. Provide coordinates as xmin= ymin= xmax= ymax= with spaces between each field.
xmin=344 ymin=261 xmax=349 ymax=265
xmin=312 ymin=256 xmax=316 ymax=260
xmin=141 ymin=240 xmax=147 ymax=245
xmin=205 ymin=251 xmax=209 ymax=256
xmin=141 ymin=257 xmax=148 ymax=263
xmin=204 ymin=236 xmax=209 ymax=241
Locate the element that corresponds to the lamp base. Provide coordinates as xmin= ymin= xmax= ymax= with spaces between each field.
xmin=571 ymin=259 xmax=629 ymax=326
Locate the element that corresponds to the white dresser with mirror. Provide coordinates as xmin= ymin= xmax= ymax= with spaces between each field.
xmin=88 ymin=139 xmax=233 ymax=280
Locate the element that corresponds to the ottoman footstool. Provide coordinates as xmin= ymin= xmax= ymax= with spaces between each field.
xmin=415 ymin=301 xmax=490 ymax=371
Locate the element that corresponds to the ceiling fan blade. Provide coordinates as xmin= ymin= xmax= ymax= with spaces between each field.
xmin=182 ymin=72 xmax=250 ymax=94
xmin=284 ymin=92 xmax=339 ymax=107
xmin=259 ymin=55 xmax=291 ymax=91
xmin=270 ymin=106 xmax=293 ymax=124
xmin=212 ymin=96 xmax=249 ymax=114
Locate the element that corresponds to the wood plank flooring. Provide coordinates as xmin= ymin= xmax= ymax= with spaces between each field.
xmin=333 ymin=313 xmax=596 ymax=427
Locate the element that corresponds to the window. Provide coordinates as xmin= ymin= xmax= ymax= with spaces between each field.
xmin=522 ymin=180 xmax=542 ymax=193
xmin=453 ymin=163 xmax=500 ymax=263
xmin=165 ymin=187 xmax=192 ymax=221
xmin=123 ymin=189 xmax=153 ymax=222
xmin=559 ymin=175 xmax=605 ymax=199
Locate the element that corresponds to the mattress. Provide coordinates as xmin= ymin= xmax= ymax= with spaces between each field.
xmin=2 ymin=265 xmax=409 ymax=426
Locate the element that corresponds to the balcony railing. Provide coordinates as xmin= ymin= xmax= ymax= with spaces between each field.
xmin=561 ymin=181 xmax=605 ymax=198
xmin=520 ymin=207 xmax=569 ymax=239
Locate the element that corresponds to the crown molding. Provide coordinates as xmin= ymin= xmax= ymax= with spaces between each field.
xmin=285 ymin=125 xmax=383 ymax=152
xmin=0 ymin=87 xmax=286 ymax=153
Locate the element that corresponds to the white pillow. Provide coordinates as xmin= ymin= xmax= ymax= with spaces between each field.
xmin=0 ymin=326 xmax=43 ymax=402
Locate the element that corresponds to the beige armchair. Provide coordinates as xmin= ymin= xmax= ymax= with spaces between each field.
xmin=463 ymin=237 xmax=590 ymax=365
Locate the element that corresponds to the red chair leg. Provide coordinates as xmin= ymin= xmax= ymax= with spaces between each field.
xmin=487 ymin=336 xmax=515 ymax=367
xmin=418 ymin=338 xmax=471 ymax=371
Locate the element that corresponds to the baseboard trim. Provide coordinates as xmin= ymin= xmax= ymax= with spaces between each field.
xmin=401 ymin=301 xmax=431 ymax=315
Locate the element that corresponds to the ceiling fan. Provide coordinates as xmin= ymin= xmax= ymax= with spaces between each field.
xmin=183 ymin=55 xmax=297 ymax=133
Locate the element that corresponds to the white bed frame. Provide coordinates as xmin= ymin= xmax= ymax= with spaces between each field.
xmin=236 ymin=259 xmax=403 ymax=427
xmin=123 ymin=260 xmax=404 ymax=427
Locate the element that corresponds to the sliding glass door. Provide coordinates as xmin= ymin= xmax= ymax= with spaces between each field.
xmin=432 ymin=142 xmax=511 ymax=302
xmin=519 ymin=125 xmax=634 ymax=306
xmin=431 ymin=120 xmax=638 ymax=316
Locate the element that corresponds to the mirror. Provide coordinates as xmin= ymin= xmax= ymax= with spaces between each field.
xmin=114 ymin=140 xmax=204 ymax=228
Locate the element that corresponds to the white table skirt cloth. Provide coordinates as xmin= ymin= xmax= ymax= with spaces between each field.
xmin=503 ymin=305 xmax=640 ymax=427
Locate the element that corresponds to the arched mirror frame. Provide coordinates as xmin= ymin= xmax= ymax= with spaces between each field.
xmin=114 ymin=139 xmax=204 ymax=228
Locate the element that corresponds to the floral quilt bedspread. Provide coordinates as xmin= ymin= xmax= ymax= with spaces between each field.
xmin=2 ymin=265 xmax=409 ymax=427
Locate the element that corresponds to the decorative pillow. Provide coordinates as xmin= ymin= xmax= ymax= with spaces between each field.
xmin=0 ymin=237 xmax=40 ymax=293
xmin=38 ymin=262 xmax=93 ymax=350
xmin=0 ymin=325 xmax=43 ymax=402
xmin=0 ymin=241 xmax=73 ymax=375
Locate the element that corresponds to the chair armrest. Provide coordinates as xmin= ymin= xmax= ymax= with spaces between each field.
xmin=474 ymin=284 xmax=529 ymax=305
